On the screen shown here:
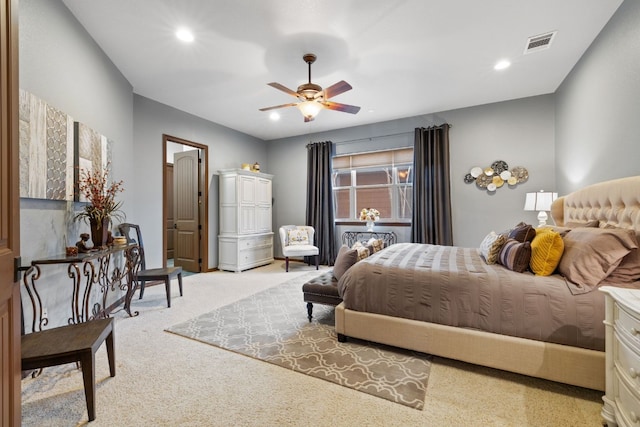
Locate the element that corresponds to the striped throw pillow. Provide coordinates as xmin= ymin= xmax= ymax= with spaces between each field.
xmin=499 ymin=239 xmax=532 ymax=273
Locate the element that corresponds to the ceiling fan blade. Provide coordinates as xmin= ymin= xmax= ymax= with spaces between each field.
xmin=259 ymin=103 xmax=297 ymax=112
xmin=321 ymin=80 xmax=353 ymax=99
xmin=267 ymin=82 xmax=300 ymax=98
xmin=321 ymin=101 xmax=361 ymax=114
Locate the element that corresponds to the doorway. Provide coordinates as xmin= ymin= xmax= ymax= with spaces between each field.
xmin=163 ymin=134 xmax=209 ymax=272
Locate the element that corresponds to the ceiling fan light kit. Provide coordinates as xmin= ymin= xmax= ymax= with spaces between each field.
xmin=260 ymin=53 xmax=360 ymax=122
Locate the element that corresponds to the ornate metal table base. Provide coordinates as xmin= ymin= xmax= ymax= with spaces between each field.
xmin=341 ymin=231 xmax=397 ymax=248
xmin=22 ymin=243 xmax=141 ymax=332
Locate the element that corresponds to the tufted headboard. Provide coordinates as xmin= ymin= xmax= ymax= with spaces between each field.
xmin=550 ymin=176 xmax=640 ymax=231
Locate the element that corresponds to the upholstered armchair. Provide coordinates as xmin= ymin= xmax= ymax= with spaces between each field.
xmin=279 ymin=225 xmax=319 ymax=272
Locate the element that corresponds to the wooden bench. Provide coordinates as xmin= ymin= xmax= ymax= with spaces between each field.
xmin=21 ymin=318 xmax=115 ymax=422
xmin=302 ymin=271 xmax=342 ymax=321
xmin=20 ymin=263 xmax=116 ymax=422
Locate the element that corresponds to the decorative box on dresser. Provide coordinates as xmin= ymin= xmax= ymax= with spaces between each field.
xmin=601 ymin=286 xmax=640 ymax=427
xmin=218 ymin=169 xmax=274 ymax=272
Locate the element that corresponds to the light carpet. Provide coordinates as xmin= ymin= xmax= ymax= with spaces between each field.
xmin=166 ymin=271 xmax=431 ymax=409
xmin=20 ymin=262 xmax=604 ymax=426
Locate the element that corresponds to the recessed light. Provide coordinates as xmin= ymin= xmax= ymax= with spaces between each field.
xmin=269 ymin=112 xmax=280 ymax=121
xmin=494 ymin=60 xmax=511 ymax=70
xmin=176 ymin=28 xmax=194 ymax=43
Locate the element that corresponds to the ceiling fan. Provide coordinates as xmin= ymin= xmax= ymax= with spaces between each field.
xmin=259 ymin=53 xmax=361 ymax=122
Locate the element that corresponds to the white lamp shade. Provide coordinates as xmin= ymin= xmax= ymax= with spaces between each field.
xmin=524 ymin=191 xmax=558 ymax=212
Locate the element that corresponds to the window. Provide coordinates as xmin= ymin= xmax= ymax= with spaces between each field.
xmin=332 ymin=148 xmax=413 ymax=222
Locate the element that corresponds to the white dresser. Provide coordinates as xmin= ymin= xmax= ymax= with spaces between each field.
xmin=601 ymin=286 xmax=640 ymax=427
xmin=218 ymin=169 xmax=274 ymax=272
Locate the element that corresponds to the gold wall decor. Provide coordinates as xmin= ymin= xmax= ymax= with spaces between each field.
xmin=463 ymin=160 xmax=528 ymax=193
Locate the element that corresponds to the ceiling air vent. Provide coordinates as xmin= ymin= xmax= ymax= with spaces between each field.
xmin=524 ymin=31 xmax=557 ymax=54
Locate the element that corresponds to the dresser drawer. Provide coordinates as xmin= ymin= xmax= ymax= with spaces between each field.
xmin=617 ymin=373 xmax=640 ymax=426
xmin=616 ymin=332 xmax=640 ymax=393
xmin=239 ymin=235 xmax=272 ymax=249
xmin=240 ymin=246 xmax=272 ymax=264
xmin=617 ymin=303 xmax=640 ymax=351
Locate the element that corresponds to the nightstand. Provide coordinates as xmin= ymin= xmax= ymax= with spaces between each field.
xmin=601 ymin=286 xmax=640 ymax=427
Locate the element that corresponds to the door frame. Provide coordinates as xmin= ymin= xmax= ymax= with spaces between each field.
xmin=1 ymin=0 xmax=21 ymax=423
xmin=162 ymin=134 xmax=209 ymax=271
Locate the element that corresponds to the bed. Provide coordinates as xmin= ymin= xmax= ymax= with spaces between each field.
xmin=335 ymin=175 xmax=640 ymax=391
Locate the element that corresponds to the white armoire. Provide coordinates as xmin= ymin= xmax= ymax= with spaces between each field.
xmin=218 ymin=169 xmax=274 ymax=272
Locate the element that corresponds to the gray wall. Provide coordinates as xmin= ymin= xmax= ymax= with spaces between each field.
xmin=19 ymin=0 xmax=135 ymax=262
xmin=132 ymin=95 xmax=267 ymax=269
xmin=19 ymin=0 xmax=135 ymax=326
xmin=19 ymin=0 xmax=269 ymax=271
xmin=268 ymin=94 xmax=556 ymax=252
xmin=20 ymin=0 xmax=640 ymax=271
xmin=555 ymin=0 xmax=640 ymax=195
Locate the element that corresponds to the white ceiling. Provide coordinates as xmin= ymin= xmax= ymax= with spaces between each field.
xmin=61 ymin=0 xmax=622 ymax=141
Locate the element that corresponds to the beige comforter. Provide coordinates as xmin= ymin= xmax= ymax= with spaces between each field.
xmin=337 ymin=243 xmax=605 ymax=351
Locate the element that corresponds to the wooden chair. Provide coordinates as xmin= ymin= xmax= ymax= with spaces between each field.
xmin=118 ymin=223 xmax=183 ymax=307
xmin=20 ymin=273 xmax=115 ymax=422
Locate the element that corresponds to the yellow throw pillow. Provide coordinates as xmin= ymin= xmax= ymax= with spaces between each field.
xmin=530 ymin=228 xmax=564 ymax=276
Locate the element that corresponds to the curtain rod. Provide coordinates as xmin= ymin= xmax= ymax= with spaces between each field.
xmin=307 ymin=123 xmax=451 ymax=147
xmin=334 ymin=131 xmax=412 ymax=146
xmin=334 ymin=124 xmax=451 ymax=146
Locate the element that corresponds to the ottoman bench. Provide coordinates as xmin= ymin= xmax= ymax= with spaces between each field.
xmin=302 ymin=271 xmax=342 ymax=321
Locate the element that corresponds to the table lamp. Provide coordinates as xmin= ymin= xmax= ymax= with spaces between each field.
xmin=524 ymin=190 xmax=558 ymax=227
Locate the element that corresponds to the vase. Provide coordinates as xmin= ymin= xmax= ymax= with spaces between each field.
xmin=89 ymin=217 xmax=109 ymax=248
xmin=366 ymin=220 xmax=375 ymax=232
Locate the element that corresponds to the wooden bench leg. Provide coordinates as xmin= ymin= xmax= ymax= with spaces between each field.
xmin=165 ymin=278 xmax=171 ymax=307
xmin=106 ymin=330 xmax=116 ymax=377
xmin=80 ymin=351 xmax=97 ymax=422
xmin=139 ymin=279 xmax=147 ymax=299
xmin=306 ymin=302 xmax=313 ymax=322
xmin=177 ymin=273 xmax=183 ymax=296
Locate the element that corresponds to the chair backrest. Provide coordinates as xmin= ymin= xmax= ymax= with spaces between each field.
xmin=118 ymin=223 xmax=146 ymax=270
xmin=279 ymin=225 xmax=315 ymax=248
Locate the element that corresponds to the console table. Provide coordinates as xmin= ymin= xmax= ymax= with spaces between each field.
xmin=22 ymin=243 xmax=140 ymax=333
xmin=341 ymin=231 xmax=397 ymax=248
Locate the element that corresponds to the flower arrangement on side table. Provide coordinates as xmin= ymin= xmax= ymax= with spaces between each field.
xmin=359 ymin=208 xmax=380 ymax=231
xmin=74 ymin=165 xmax=125 ymax=248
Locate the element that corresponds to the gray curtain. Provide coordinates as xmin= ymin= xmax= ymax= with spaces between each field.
xmin=411 ymin=125 xmax=453 ymax=245
xmin=306 ymin=141 xmax=337 ymax=265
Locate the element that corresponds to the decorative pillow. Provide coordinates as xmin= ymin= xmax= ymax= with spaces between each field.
xmin=332 ymin=245 xmax=358 ymax=281
xmin=607 ymin=247 xmax=640 ymax=283
xmin=558 ymin=228 xmax=637 ymax=293
xmin=367 ymin=238 xmax=384 ymax=253
xmin=287 ymin=228 xmax=309 ymax=245
xmin=479 ymin=231 xmax=507 ymax=265
xmin=351 ymin=241 xmax=371 ymax=261
xmin=599 ymin=227 xmax=640 ymax=283
xmin=529 ymin=228 xmax=564 ymax=276
xmin=498 ymin=239 xmax=532 ymax=273
xmin=508 ymin=222 xmax=536 ymax=243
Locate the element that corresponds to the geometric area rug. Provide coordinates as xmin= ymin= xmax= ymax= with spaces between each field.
xmin=166 ymin=271 xmax=431 ymax=410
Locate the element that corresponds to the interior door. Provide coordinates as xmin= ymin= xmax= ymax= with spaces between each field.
xmin=1 ymin=0 xmax=21 ymax=423
xmin=173 ymin=150 xmax=200 ymax=272
xmin=165 ymin=164 xmax=174 ymax=259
